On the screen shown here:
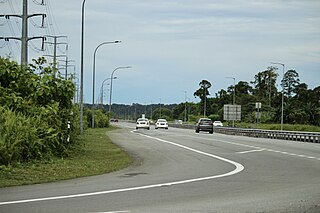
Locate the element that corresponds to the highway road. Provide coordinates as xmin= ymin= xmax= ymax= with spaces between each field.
xmin=0 ymin=121 xmax=319 ymax=212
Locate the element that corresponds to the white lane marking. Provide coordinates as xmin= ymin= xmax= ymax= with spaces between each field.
xmin=133 ymin=130 xmax=244 ymax=173
xmin=237 ymin=149 xmax=265 ymax=154
xmin=91 ymin=211 xmax=130 ymax=213
xmin=171 ymin=133 xmax=320 ymax=161
xmin=0 ymin=130 xmax=244 ymax=206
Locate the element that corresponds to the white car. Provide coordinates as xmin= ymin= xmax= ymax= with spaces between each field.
xmin=155 ymin=119 xmax=169 ymax=129
xmin=213 ymin=121 xmax=223 ymax=127
xmin=136 ymin=118 xmax=150 ymax=130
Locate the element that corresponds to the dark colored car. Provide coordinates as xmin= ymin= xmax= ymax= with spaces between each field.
xmin=195 ymin=118 xmax=213 ymax=134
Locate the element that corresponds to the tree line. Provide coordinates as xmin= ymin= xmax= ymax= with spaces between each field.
xmin=109 ymin=67 xmax=320 ymax=126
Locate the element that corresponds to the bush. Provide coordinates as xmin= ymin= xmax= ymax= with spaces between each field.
xmin=95 ymin=109 xmax=110 ymax=128
xmin=84 ymin=108 xmax=109 ymax=128
xmin=0 ymin=107 xmax=50 ymax=164
xmin=208 ymin=114 xmax=220 ymax=121
xmin=0 ymin=57 xmax=78 ymax=165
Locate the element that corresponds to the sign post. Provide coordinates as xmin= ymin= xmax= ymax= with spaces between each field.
xmin=255 ymin=102 xmax=262 ymax=125
xmin=223 ymin=105 xmax=241 ymax=127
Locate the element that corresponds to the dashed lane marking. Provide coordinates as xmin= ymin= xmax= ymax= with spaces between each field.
xmin=237 ymin=149 xmax=265 ymax=154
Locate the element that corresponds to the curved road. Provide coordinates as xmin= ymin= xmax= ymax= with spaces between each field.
xmin=0 ymin=121 xmax=319 ymax=212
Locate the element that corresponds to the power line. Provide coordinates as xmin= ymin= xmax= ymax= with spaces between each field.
xmin=0 ymin=0 xmax=46 ymax=65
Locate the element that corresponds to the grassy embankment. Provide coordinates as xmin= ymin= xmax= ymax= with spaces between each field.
xmin=0 ymin=127 xmax=131 ymax=188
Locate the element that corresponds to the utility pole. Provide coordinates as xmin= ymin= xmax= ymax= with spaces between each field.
xmin=0 ymin=0 xmax=46 ymax=66
xmin=21 ymin=0 xmax=28 ymax=66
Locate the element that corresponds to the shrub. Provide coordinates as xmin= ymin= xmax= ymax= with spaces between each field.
xmin=0 ymin=57 xmax=78 ymax=165
xmin=0 ymin=107 xmax=47 ymax=165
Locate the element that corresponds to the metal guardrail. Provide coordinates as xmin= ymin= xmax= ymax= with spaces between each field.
xmin=169 ymin=123 xmax=320 ymax=143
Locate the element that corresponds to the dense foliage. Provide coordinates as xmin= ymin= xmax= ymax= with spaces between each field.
xmin=0 ymin=57 xmax=79 ymax=165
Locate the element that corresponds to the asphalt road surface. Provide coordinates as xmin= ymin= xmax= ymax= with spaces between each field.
xmin=1 ymin=121 xmax=319 ymax=212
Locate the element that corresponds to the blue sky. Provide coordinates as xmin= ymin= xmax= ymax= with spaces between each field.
xmin=1 ymin=0 xmax=320 ymax=105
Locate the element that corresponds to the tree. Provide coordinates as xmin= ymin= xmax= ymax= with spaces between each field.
xmin=194 ymin=80 xmax=211 ymax=100
xmin=153 ymin=108 xmax=173 ymax=121
xmin=172 ymin=103 xmax=187 ymax=121
xmin=194 ymin=80 xmax=212 ymax=117
xmin=251 ymin=67 xmax=278 ymax=106
xmin=235 ymin=81 xmax=253 ymax=95
xmin=282 ymin=69 xmax=300 ymax=97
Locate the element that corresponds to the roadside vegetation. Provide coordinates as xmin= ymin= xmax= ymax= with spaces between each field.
xmin=0 ymin=127 xmax=131 ymax=187
xmin=0 ymin=57 xmax=120 ymax=187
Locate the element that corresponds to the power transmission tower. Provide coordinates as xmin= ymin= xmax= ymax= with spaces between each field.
xmin=59 ymin=59 xmax=75 ymax=79
xmin=0 ymin=0 xmax=46 ymax=66
xmin=43 ymin=35 xmax=67 ymax=73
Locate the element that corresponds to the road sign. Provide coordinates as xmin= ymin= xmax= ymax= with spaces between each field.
xmin=255 ymin=102 xmax=262 ymax=109
xmin=223 ymin=104 xmax=241 ymax=121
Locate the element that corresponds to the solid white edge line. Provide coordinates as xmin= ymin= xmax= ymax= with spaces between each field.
xmin=0 ymin=130 xmax=244 ymax=206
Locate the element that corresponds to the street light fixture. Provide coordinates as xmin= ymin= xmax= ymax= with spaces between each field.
xmin=108 ymin=66 xmax=132 ymax=117
xmin=92 ymin=40 xmax=121 ymax=128
xmin=271 ymin=62 xmax=285 ymax=131
xmin=100 ymin=77 xmax=117 ymax=105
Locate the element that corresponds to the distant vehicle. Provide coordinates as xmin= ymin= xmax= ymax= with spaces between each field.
xmin=136 ymin=118 xmax=150 ymax=130
xmin=195 ymin=118 xmax=213 ymax=134
xmin=213 ymin=121 xmax=223 ymax=127
xmin=175 ymin=120 xmax=183 ymax=124
xmin=110 ymin=118 xmax=118 ymax=122
xmin=155 ymin=119 xmax=169 ymax=129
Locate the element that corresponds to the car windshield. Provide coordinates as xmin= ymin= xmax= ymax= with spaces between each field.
xmin=157 ymin=119 xmax=167 ymax=122
xmin=137 ymin=118 xmax=148 ymax=122
xmin=200 ymin=119 xmax=212 ymax=124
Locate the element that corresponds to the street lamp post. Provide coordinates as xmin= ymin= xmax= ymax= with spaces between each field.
xmin=184 ymin=91 xmax=187 ymax=122
xmin=271 ymin=62 xmax=285 ymax=131
xmin=100 ymin=77 xmax=117 ymax=105
xmin=80 ymin=0 xmax=86 ymax=134
xmin=92 ymin=41 xmax=121 ymax=128
xmin=108 ymin=66 xmax=131 ymax=116
xmin=203 ymin=88 xmax=206 ymax=117
xmin=225 ymin=77 xmax=236 ymax=105
xmin=225 ymin=77 xmax=236 ymax=127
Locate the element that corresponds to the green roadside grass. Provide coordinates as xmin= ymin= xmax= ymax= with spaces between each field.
xmin=0 ymin=127 xmax=132 ymax=188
